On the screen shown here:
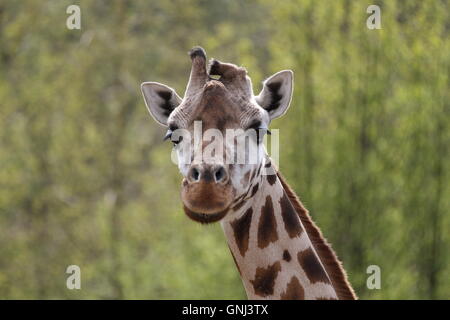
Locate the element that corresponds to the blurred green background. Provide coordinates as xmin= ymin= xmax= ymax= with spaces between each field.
xmin=0 ymin=0 xmax=448 ymax=299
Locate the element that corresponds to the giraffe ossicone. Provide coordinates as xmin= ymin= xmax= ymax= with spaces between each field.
xmin=141 ymin=46 xmax=357 ymax=300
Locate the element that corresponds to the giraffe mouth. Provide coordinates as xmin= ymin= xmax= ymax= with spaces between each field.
xmin=182 ymin=204 xmax=229 ymax=224
xmin=181 ymin=179 xmax=234 ymax=223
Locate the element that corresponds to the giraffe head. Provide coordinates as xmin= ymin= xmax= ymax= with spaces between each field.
xmin=141 ymin=47 xmax=293 ymax=223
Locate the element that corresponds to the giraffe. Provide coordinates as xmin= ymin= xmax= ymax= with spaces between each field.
xmin=141 ymin=47 xmax=357 ymax=300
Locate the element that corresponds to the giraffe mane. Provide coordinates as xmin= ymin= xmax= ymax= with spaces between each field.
xmin=276 ymin=171 xmax=358 ymax=300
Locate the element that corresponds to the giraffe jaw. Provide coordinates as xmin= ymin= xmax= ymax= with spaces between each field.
xmin=182 ymin=204 xmax=230 ymax=224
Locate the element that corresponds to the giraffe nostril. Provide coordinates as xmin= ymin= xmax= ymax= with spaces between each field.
xmin=214 ymin=166 xmax=227 ymax=183
xmin=190 ymin=167 xmax=200 ymax=182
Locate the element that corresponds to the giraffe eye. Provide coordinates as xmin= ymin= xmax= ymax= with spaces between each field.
xmin=172 ymin=135 xmax=183 ymax=146
xmin=255 ymin=127 xmax=270 ymax=143
xmin=258 ymin=127 xmax=271 ymax=135
xmin=247 ymin=121 xmax=271 ymax=143
xmin=164 ymin=125 xmax=183 ymax=146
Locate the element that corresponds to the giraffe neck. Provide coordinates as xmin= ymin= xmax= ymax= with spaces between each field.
xmin=220 ymin=162 xmax=341 ymax=300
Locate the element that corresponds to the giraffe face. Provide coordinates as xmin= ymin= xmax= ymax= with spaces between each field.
xmin=141 ymin=47 xmax=293 ymax=223
xmin=169 ymin=81 xmax=269 ymax=223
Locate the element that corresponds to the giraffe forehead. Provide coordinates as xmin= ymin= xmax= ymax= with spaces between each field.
xmin=170 ymin=81 xmax=262 ymax=130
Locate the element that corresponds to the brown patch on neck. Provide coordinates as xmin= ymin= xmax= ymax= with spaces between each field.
xmin=282 ymin=250 xmax=291 ymax=262
xmin=250 ymin=261 xmax=281 ymax=297
xmin=280 ymin=276 xmax=305 ymax=300
xmin=250 ymin=183 xmax=259 ymax=197
xmin=257 ymin=196 xmax=278 ymax=249
xmin=276 ymin=172 xmax=357 ymax=300
xmin=230 ymin=207 xmax=253 ymax=257
xmin=267 ymin=174 xmax=277 ymax=185
xmin=279 ymin=192 xmax=304 ymax=238
xmin=297 ymin=247 xmax=331 ymax=285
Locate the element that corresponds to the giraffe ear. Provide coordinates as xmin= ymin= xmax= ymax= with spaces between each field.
xmin=141 ymin=82 xmax=182 ymax=126
xmin=256 ymin=70 xmax=293 ymax=120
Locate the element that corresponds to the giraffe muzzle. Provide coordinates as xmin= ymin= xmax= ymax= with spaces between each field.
xmin=181 ymin=164 xmax=234 ymax=221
